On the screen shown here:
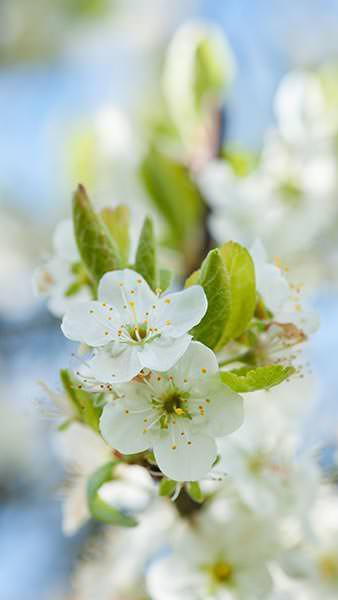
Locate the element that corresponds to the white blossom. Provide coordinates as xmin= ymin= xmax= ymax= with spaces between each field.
xmin=198 ymin=128 xmax=338 ymax=260
xmin=216 ymin=397 xmax=319 ymax=520
xmin=54 ymin=422 xmax=154 ymax=535
xmin=147 ymin=506 xmax=277 ymax=600
xmin=100 ymin=341 xmax=243 ymax=481
xmin=62 ymin=268 xmax=207 ymax=384
xmin=33 ymin=219 xmax=91 ymax=317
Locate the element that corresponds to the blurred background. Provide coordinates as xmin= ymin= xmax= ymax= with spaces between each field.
xmin=1 ymin=1 xmax=338 ymax=598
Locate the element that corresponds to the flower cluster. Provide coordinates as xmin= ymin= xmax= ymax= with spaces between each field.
xmin=31 ymin=21 xmax=337 ymax=600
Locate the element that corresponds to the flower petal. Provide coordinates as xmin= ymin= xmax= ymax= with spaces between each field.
xmin=153 ymin=426 xmax=217 ymax=481
xmin=201 ymin=377 xmax=244 ymax=438
xmin=138 ymin=335 xmax=191 ymax=371
xmin=88 ymin=345 xmax=141 ymax=383
xmin=250 ymin=239 xmax=289 ymax=313
xmin=170 ymin=341 xmax=218 ymax=388
xmin=100 ymin=401 xmax=150 ymax=454
xmin=147 ymin=556 xmax=205 ymax=600
xmin=61 ymin=301 xmax=120 ymax=346
xmin=98 ymin=269 xmax=157 ymax=322
xmin=155 ymin=286 xmax=207 ymax=337
xmin=53 ymin=219 xmax=79 ymax=262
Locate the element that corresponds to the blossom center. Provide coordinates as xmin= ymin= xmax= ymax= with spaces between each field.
xmin=128 ymin=324 xmax=148 ymax=341
xmin=319 ymin=554 xmax=338 ymax=581
xmin=203 ymin=560 xmax=233 ymax=586
xmin=151 ymin=389 xmax=192 ymax=429
xmin=212 ymin=561 xmax=233 ymax=583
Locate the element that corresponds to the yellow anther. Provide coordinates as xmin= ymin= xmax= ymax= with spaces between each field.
xmin=274 ymin=256 xmax=282 ymax=268
xmin=164 ymin=298 xmax=171 ymax=304
xmin=165 ymin=320 xmax=172 ymax=326
xmin=201 ymin=368 xmax=207 ymax=374
xmin=171 ymin=444 xmax=177 ymax=450
xmin=174 ymin=407 xmax=185 ymax=416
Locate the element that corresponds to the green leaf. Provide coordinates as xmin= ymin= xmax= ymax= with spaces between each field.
xmin=134 ymin=216 xmax=157 ymax=290
xmin=217 ymin=241 xmax=256 ymax=349
xmin=185 ymin=268 xmax=200 ymax=288
xmin=101 ymin=205 xmax=130 ymax=266
xmin=139 ymin=147 xmax=203 ymax=250
xmin=60 ymin=369 xmax=102 ymax=431
xmin=186 ymin=481 xmax=204 ymax=503
xmin=190 ymin=249 xmax=230 ymax=350
xmin=159 ymin=478 xmax=177 ymax=497
xmin=220 ymin=365 xmax=295 ymax=393
xmin=194 ymin=37 xmax=228 ymax=110
xmin=73 ymin=184 xmax=121 ymax=283
xmin=158 ymin=268 xmax=173 ymax=292
xmin=87 ymin=462 xmax=137 ymax=527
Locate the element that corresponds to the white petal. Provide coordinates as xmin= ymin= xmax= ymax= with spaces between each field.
xmin=250 ymin=238 xmax=268 ymax=266
xmin=147 ymin=556 xmax=204 ymax=600
xmin=100 ymin=402 xmax=150 ymax=454
xmin=98 ymin=269 xmax=157 ymax=322
xmin=61 ymin=301 xmax=120 ymax=346
xmin=236 ymin=566 xmax=273 ymax=599
xmin=155 ymin=286 xmax=207 ymax=337
xmin=47 ymin=286 xmax=91 ymax=319
xmin=258 ymin=264 xmax=289 ymax=313
xmin=170 ymin=341 xmax=218 ymax=387
xmin=88 ymin=345 xmax=141 ymax=383
xmin=53 ymin=219 xmax=79 ymax=262
xmin=138 ymin=335 xmax=191 ymax=371
xmin=202 ymin=377 xmax=244 ymax=437
xmin=153 ymin=427 xmax=217 ymax=481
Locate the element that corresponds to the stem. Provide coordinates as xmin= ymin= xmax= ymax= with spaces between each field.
xmin=218 ymin=351 xmax=253 ymax=368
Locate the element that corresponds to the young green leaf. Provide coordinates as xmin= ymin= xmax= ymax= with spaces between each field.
xmin=186 ymin=481 xmax=204 ymax=503
xmin=134 ymin=216 xmax=157 ymax=290
xmin=139 ymin=147 xmax=203 ymax=250
xmin=158 ymin=268 xmax=173 ymax=292
xmin=87 ymin=462 xmax=137 ymax=527
xmin=159 ymin=478 xmax=177 ymax=497
xmin=220 ymin=365 xmax=295 ymax=393
xmin=73 ymin=184 xmax=121 ymax=283
xmin=60 ymin=369 xmax=102 ymax=431
xmin=185 ymin=268 xmax=200 ymax=288
xmin=216 ymin=241 xmax=256 ymax=349
xmin=190 ymin=248 xmax=230 ymax=350
xmin=101 ymin=205 xmax=130 ymax=266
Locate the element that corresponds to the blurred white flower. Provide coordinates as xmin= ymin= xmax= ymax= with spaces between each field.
xmin=62 ymin=268 xmax=207 ymax=384
xmin=199 ymin=125 xmax=338 ymax=260
xmin=216 ymin=399 xmax=319 ymax=520
xmin=274 ymin=70 xmax=333 ymax=145
xmin=71 ymin=499 xmax=175 ymax=600
xmin=281 ymin=485 xmax=338 ymax=599
xmin=100 ymin=341 xmax=243 ymax=481
xmin=33 ymin=219 xmax=91 ymax=318
xmin=54 ymin=422 xmax=154 ymax=535
xmin=147 ymin=506 xmax=278 ymax=600
xmin=251 ymin=239 xmax=319 ymax=345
